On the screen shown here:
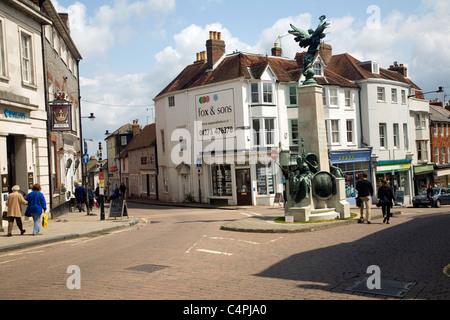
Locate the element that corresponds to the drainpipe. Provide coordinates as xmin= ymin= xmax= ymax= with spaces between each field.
xmin=41 ymin=23 xmax=53 ymax=212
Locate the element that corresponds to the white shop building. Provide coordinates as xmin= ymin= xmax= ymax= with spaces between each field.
xmin=154 ymin=31 xmax=364 ymax=206
xmin=1 ymin=0 xmax=52 ymax=224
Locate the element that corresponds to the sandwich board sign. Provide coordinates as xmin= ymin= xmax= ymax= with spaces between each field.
xmin=109 ymin=197 xmax=128 ymax=219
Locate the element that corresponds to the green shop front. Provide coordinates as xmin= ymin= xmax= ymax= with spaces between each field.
xmin=413 ymin=164 xmax=435 ymax=195
xmin=376 ymin=159 xmax=413 ymax=205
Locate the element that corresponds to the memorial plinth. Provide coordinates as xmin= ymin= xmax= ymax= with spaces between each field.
xmin=284 ymin=84 xmax=350 ymax=222
xmin=297 ymin=84 xmax=329 ymax=173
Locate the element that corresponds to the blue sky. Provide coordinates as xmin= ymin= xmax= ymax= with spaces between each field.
xmin=53 ymin=0 xmax=450 ymax=155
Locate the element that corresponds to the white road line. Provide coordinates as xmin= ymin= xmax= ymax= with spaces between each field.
xmin=7 ymin=250 xmax=45 ymax=256
xmin=140 ymin=218 xmax=150 ymax=224
xmin=0 ymin=257 xmax=26 ymax=265
xmin=245 ymin=211 xmax=262 ymax=216
xmin=270 ymin=237 xmax=284 ymax=243
xmin=70 ymin=228 xmax=133 ymax=246
xmin=196 ymin=249 xmax=233 ymax=256
xmin=239 ymin=212 xmax=253 ymax=217
xmin=186 ymin=235 xmax=207 ymax=253
xmin=209 ymin=236 xmax=259 ymax=245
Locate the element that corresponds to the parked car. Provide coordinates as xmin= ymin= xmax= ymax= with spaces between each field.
xmin=412 ymin=188 xmax=450 ymax=208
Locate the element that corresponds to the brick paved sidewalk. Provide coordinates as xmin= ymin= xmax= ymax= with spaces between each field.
xmin=0 ymin=206 xmax=138 ymax=253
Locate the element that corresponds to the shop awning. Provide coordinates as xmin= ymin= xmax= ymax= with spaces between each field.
xmin=376 ymin=159 xmax=411 ymax=174
xmin=413 ymin=164 xmax=434 ymax=175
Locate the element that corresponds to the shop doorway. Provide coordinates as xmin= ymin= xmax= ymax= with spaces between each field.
xmin=236 ymin=168 xmax=252 ymax=206
xmin=6 ymin=136 xmax=16 ymax=193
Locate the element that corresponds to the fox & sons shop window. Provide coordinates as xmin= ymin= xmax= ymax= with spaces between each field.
xmin=211 ymin=165 xmax=232 ymax=197
xmin=256 ymin=163 xmax=274 ymax=195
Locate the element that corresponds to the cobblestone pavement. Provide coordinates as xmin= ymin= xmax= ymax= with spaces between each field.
xmin=0 ymin=202 xmax=449 ymax=302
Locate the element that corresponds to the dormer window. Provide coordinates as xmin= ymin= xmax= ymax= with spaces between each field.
xmin=372 ymin=62 xmax=379 ymax=74
xmin=250 ymin=82 xmax=275 ymax=105
xmin=358 ymin=61 xmax=380 ymax=75
xmin=313 ymin=62 xmax=323 ymax=76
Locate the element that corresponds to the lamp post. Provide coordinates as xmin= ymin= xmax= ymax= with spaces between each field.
xmin=82 ymin=113 xmax=96 ymax=120
xmin=83 ymin=138 xmax=94 ymax=215
xmin=81 ymin=113 xmax=95 ymax=215
xmin=408 ymin=87 xmax=444 ymax=98
xmin=98 ymin=142 xmax=105 ymax=220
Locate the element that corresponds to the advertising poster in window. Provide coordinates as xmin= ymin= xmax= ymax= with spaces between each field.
xmin=196 ymin=89 xmax=235 ymax=140
xmin=51 ymin=104 xmax=72 ymax=131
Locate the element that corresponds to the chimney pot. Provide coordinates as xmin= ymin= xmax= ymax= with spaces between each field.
xmin=209 ymin=31 xmax=214 ymax=40
xmin=271 ymin=43 xmax=282 ymax=57
xmin=217 ymin=32 xmax=221 ymax=40
xmin=205 ymin=32 xmax=225 ymax=70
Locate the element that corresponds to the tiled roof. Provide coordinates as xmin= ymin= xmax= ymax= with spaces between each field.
xmin=327 ymin=53 xmax=422 ymax=92
xmin=120 ymin=123 xmax=156 ymax=158
xmin=316 ymin=69 xmax=359 ymax=88
xmin=155 ymin=49 xmax=421 ymax=98
xmin=430 ymin=104 xmax=450 ymax=123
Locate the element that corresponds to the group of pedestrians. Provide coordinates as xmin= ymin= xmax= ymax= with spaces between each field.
xmin=4 ymin=180 xmax=128 ymax=236
xmin=356 ymin=173 xmax=395 ymax=224
xmin=5 ymin=184 xmax=46 ymax=236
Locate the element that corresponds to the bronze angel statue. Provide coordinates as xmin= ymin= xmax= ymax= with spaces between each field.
xmin=289 ymin=15 xmax=330 ymax=85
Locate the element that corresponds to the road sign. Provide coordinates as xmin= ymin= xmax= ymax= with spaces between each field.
xmin=271 ymin=150 xmax=279 ymax=161
xmin=82 ymin=154 xmax=90 ymax=164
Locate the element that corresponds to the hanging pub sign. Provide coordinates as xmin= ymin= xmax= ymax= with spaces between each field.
xmin=51 ymin=103 xmax=72 ymax=131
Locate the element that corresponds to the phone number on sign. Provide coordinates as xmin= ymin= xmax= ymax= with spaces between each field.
xmin=199 ymin=126 xmax=234 ymax=136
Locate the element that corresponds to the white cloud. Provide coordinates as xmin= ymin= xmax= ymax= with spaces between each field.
xmin=52 ymin=0 xmax=176 ymax=59
xmin=76 ymin=1 xmax=450 ymax=143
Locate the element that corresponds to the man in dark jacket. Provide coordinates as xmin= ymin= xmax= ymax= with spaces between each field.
xmin=355 ymin=173 xmax=373 ymax=224
xmin=75 ymin=182 xmax=87 ymax=212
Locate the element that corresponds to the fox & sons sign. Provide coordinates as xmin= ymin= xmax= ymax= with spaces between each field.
xmin=196 ymin=89 xmax=236 ymax=140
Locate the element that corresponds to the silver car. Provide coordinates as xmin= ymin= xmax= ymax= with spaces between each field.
xmin=412 ymin=188 xmax=450 ymax=208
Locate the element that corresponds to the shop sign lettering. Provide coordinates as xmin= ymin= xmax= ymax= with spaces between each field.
xmin=4 ymin=109 xmax=26 ymax=119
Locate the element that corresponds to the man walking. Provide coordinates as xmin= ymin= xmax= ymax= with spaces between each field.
xmin=356 ymin=173 xmax=373 ymax=224
xmin=119 ymin=182 xmax=127 ymax=199
xmin=75 ymin=182 xmax=87 ymax=212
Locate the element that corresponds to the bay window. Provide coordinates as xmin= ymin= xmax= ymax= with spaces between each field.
xmin=252 ymin=118 xmax=276 ymax=147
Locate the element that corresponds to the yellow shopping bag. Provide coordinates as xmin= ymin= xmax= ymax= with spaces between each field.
xmin=42 ymin=212 xmax=48 ymax=228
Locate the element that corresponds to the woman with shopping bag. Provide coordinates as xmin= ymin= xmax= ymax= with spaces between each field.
xmin=5 ymin=185 xmax=28 ymax=236
xmin=25 ymin=184 xmax=47 ymax=235
xmin=377 ymin=179 xmax=395 ymax=224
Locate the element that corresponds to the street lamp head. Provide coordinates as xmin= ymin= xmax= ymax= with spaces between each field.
xmin=82 ymin=113 xmax=96 ymax=120
xmin=409 ymin=86 xmax=445 ymax=98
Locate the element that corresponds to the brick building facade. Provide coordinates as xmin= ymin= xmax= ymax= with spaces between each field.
xmin=429 ymin=101 xmax=450 ymax=187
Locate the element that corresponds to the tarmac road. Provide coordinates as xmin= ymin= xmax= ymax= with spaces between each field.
xmin=0 ymin=201 xmax=449 ymax=302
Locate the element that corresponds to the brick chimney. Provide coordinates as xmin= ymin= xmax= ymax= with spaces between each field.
xmin=319 ymin=43 xmax=332 ymax=64
xmin=132 ymin=120 xmax=140 ymax=137
xmin=271 ymin=43 xmax=282 ymax=57
xmin=58 ymin=13 xmax=70 ymax=33
xmin=206 ymin=31 xmax=225 ymax=70
xmin=388 ymin=61 xmax=408 ymax=78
